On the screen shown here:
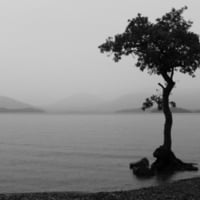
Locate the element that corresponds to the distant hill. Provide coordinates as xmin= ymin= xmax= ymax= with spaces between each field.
xmin=45 ymin=93 xmax=199 ymax=114
xmin=45 ymin=93 xmax=148 ymax=113
xmin=0 ymin=96 xmax=44 ymax=113
xmin=0 ymin=107 xmax=44 ymax=113
xmin=45 ymin=94 xmax=106 ymax=113
xmin=116 ymin=107 xmax=193 ymax=114
xmin=0 ymin=94 xmax=199 ymax=114
xmin=100 ymin=93 xmax=148 ymax=112
xmin=151 ymin=107 xmax=192 ymax=113
xmin=192 ymin=110 xmax=200 ymax=113
xmin=115 ymin=108 xmax=143 ymax=114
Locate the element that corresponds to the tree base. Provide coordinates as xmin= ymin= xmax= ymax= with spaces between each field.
xmin=130 ymin=146 xmax=198 ymax=178
xmin=151 ymin=146 xmax=198 ymax=173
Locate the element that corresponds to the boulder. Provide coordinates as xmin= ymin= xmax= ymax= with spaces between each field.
xmin=130 ymin=158 xmax=154 ymax=177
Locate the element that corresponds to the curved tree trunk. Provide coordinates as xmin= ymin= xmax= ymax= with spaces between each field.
xmin=162 ymin=81 xmax=175 ymax=150
xmin=130 ymin=74 xmax=198 ymax=176
xmin=150 ymin=77 xmax=198 ymax=173
xmin=130 ymin=78 xmax=198 ymax=176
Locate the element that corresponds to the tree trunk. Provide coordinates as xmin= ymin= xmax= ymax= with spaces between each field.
xmin=162 ymin=81 xmax=175 ymax=150
xmin=130 ymin=77 xmax=198 ymax=176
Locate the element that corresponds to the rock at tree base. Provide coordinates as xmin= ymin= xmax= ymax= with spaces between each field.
xmin=130 ymin=146 xmax=198 ymax=178
xmin=129 ymin=158 xmax=154 ymax=177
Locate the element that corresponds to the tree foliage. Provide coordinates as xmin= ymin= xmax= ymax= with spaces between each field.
xmin=99 ymin=6 xmax=200 ymax=78
xmin=142 ymin=94 xmax=176 ymax=111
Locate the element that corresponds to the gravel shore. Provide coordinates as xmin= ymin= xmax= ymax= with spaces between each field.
xmin=0 ymin=177 xmax=200 ymax=200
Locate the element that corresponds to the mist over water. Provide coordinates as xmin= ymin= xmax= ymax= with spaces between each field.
xmin=0 ymin=113 xmax=198 ymax=193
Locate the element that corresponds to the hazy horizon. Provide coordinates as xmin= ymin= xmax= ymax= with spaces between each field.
xmin=1 ymin=90 xmax=200 ymax=111
xmin=0 ymin=1 xmax=200 ymax=106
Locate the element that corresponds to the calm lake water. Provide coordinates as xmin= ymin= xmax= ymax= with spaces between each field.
xmin=0 ymin=113 xmax=199 ymax=193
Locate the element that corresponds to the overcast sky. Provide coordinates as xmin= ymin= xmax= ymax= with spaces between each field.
xmin=0 ymin=0 xmax=200 ymax=105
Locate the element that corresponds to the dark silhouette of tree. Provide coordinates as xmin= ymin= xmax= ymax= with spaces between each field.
xmin=99 ymin=7 xmax=200 ymax=174
xmin=142 ymin=94 xmax=176 ymax=111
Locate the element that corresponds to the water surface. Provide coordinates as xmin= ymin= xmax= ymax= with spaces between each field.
xmin=0 ymin=113 xmax=199 ymax=192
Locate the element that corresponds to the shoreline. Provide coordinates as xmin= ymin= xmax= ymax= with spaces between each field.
xmin=0 ymin=177 xmax=200 ymax=199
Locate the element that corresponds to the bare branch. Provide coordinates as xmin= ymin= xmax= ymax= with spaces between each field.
xmin=161 ymin=72 xmax=174 ymax=84
xmin=170 ymin=68 xmax=174 ymax=79
xmin=158 ymin=83 xmax=165 ymax=89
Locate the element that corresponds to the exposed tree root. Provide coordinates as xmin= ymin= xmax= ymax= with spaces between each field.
xmin=151 ymin=146 xmax=198 ymax=173
xmin=130 ymin=146 xmax=198 ymax=178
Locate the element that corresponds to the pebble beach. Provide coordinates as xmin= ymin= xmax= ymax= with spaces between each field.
xmin=0 ymin=177 xmax=199 ymax=200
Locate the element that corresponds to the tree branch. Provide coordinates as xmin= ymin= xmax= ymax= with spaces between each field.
xmin=170 ymin=68 xmax=174 ymax=79
xmin=158 ymin=83 xmax=165 ymax=89
xmin=161 ymin=72 xmax=174 ymax=84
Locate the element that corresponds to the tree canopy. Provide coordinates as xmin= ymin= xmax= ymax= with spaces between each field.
xmin=99 ymin=6 xmax=200 ymax=79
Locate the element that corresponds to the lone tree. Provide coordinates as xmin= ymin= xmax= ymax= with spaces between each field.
xmin=99 ymin=7 xmax=200 ymax=174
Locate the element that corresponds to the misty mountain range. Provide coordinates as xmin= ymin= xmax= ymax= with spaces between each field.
xmin=0 ymin=94 xmax=199 ymax=114
xmin=0 ymin=96 xmax=44 ymax=113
